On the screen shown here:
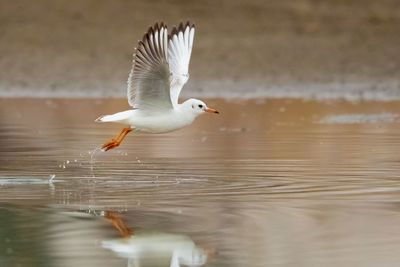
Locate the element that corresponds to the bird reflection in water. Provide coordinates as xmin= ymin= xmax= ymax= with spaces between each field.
xmin=102 ymin=211 xmax=210 ymax=267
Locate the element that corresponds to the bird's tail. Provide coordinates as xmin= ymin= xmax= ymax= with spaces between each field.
xmin=95 ymin=110 xmax=134 ymax=123
xmin=95 ymin=115 xmax=106 ymax=122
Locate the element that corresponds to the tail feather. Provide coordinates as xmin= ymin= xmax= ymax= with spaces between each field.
xmin=95 ymin=110 xmax=133 ymax=123
xmin=95 ymin=115 xmax=105 ymax=122
xmin=95 ymin=115 xmax=114 ymax=123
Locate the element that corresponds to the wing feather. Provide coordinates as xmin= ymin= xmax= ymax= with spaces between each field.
xmin=127 ymin=23 xmax=172 ymax=111
xmin=127 ymin=22 xmax=196 ymax=110
xmin=168 ymin=22 xmax=195 ymax=107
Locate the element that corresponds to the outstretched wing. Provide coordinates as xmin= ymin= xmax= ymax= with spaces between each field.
xmin=127 ymin=23 xmax=172 ymax=111
xmin=168 ymin=22 xmax=195 ymax=107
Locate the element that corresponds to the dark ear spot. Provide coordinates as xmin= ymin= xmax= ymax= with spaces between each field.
xmin=191 ymin=104 xmax=194 ymax=109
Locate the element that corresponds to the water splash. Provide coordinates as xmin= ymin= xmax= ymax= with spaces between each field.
xmin=89 ymin=147 xmax=103 ymax=172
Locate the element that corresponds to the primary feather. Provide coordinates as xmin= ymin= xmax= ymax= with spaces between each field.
xmin=127 ymin=22 xmax=195 ymax=111
xmin=127 ymin=23 xmax=171 ymax=111
xmin=168 ymin=22 xmax=195 ymax=107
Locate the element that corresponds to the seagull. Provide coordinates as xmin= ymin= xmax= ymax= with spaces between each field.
xmin=96 ymin=22 xmax=219 ymax=151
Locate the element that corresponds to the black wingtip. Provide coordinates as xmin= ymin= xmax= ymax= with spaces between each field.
xmin=168 ymin=21 xmax=195 ymax=40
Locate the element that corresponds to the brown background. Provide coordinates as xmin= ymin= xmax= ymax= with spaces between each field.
xmin=1 ymin=0 xmax=399 ymax=100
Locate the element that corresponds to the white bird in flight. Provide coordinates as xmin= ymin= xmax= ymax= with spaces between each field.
xmin=96 ymin=22 xmax=219 ymax=151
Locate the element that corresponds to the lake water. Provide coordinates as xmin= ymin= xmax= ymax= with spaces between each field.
xmin=0 ymin=98 xmax=400 ymax=267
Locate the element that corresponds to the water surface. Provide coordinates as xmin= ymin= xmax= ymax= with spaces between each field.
xmin=1 ymin=98 xmax=400 ymax=267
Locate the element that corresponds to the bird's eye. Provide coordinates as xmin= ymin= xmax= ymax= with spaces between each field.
xmin=198 ymin=104 xmax=203 ymax=108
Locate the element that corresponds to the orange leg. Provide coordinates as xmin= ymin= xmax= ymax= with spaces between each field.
xmin=102 ymin=127 xmax=133 ymax=151
xmin=104 ymin=211 xmax=133 ymax=237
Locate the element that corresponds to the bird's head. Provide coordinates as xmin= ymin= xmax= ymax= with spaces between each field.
xmin=183 ymin=99 xmax=219 ymax=116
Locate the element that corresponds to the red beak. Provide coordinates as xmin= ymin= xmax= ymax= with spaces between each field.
xmin=205 ymin=107 xmax=220 ymax=114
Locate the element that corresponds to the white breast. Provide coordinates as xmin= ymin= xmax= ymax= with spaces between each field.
xmin=128 ymin=109 xmax=195 ymax=133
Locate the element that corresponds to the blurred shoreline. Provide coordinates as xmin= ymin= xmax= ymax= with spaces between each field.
xmin=1 ymin=0 xmax=399 ymax=101
xmin=1 ymin=79 xmax=399 ymax=101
